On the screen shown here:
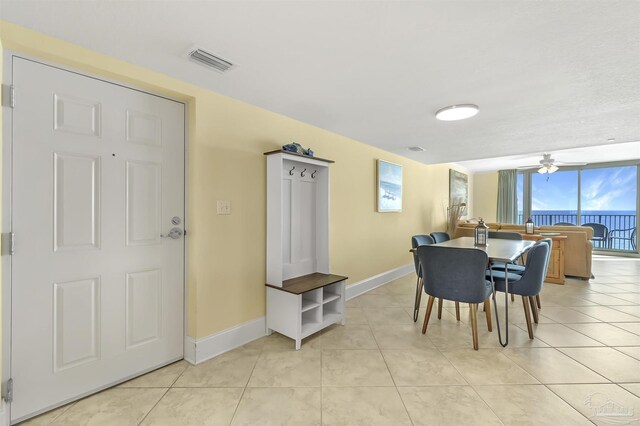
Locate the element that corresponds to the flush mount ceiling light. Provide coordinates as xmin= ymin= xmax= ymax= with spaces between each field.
xmin=435 ymin=104 xmax=479 ymax=121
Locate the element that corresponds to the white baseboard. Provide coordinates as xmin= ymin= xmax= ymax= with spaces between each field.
xmin=185 ymin=317 xmax=266 ymax=365
xmin=183 ymin=264 xmax=414 ymax=365
xmin=346 ymin=263 xmax=414 ymax=300
xmin=183 ymin=336 xmax=196 ymax=365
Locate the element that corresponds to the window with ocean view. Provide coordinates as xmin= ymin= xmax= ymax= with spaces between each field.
xmin=517 ymin=164 xmax=638 ymax=253
xmin=581 ymin=166 xmax=636 ymax=251
xmin=531 ymin=170 xmax=578 ymax=225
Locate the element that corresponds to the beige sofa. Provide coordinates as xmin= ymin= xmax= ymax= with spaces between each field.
xmin=454 ymin=222 xmax=593 ymax=279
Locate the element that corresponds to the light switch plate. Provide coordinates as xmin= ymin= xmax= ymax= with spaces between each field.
xmin=217 ymin=200 xmax=231 ymax=215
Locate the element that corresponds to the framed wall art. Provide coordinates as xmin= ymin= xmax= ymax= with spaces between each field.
xmin=449 ymin=169 xmax=468 ymax=207
xmin=377 ymin=160 xmax=403 ymax=212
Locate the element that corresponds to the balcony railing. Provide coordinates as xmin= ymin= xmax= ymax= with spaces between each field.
xmin=517 ymin=213 xmax=637 ymax=252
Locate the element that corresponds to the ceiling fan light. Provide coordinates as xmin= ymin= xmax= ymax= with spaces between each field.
xmin=537 ymin=164 xmax=558 ymax=174
xmin=435 ymin=104 xmax=479 ymax=121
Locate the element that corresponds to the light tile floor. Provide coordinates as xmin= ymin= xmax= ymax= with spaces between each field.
xmin=21 ymin=255 xmax=640 ymax=425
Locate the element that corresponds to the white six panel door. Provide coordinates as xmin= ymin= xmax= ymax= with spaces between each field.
xmin=10 ymin=57 xmax=185 ymax=422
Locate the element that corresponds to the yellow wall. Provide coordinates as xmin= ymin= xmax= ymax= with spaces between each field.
xmin=0 ymin=36 xmax=3 ymax=371
xmin=1 ymin=21 xmax=472 ymax=339
xmin=472 ymin=172 xmax=499 ymax=222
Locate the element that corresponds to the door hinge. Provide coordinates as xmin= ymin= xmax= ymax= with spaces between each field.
xmin=3 ymin=378 xmax=13 ymax=404
xmin=2 ymin=232 xmax=15 ymax=256
xmin=1 ymin=84 xmax=15 ymax=108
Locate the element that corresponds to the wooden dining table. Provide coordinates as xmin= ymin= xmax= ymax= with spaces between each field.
xmin=429 ymin=237 xmax=534 ymax=347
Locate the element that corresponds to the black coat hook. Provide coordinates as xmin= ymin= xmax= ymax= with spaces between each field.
xmin=289 ymin=166 xmax=295 ymax=176
xmin=301 ymin=168 xmax=307 ymax=177
xmin=311 ymin=170 xmax=317 ymax=178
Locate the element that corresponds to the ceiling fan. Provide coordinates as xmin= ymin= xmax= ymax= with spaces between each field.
xmin=517 ymin=153 xmax=587 ymax=174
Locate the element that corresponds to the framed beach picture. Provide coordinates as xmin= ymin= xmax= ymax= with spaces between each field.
xmin=377 ymin=159 xmax=403 ymax=212
xmin=449 ymin=169 xmax=468 ymax=207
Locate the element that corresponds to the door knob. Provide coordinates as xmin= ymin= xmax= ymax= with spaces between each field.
xmin=161 ymin=227 xmax=183 ymax=239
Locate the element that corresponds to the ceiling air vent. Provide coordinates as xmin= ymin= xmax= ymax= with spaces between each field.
xmin=408 ymin=146 xmax=425 ymax=152
xmin=188 ymin=48 xmax=234 ymax=73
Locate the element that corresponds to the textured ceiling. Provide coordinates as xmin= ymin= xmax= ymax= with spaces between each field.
xmin=457 ymin=141 xmax=640 ymax=172
xmin=2 ymin=1 xmax=639 ymax=168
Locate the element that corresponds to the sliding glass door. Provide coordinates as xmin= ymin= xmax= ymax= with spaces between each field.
xmin=518 ymin=162 xmax=638 ymax=253
xmin=581 ymin=166 xmax=637 ymax=251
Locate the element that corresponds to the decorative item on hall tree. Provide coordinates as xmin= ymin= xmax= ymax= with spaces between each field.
xmin=377 ymin=159 xmax=403 ymax=212
xmin=282 ymin=142 xmax=314 ymax=157
xmin=525 ymin=217 xmax=535 ymax=234
xmin=475 ymin=218 xmax=488 ymax=247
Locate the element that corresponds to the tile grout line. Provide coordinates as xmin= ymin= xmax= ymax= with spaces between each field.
xmin=168 ymin=362 xmax=190 ymax=388
xmin=227 ymin=343 xmax=263 ymax=425
xmin=368 ymin=314 xmax=415 ymax=426
xmin=42 ymin=400 xmax=77 ymax=425
xmin=553 ymin=337 xmax=640 ymax=384
xmin=136 ymin=387 xmax=171 ymax=426
xmin=543 ymin=384 xmax=599 ymax=425
xmin=417 ymin=301 xmax=508 ymax=424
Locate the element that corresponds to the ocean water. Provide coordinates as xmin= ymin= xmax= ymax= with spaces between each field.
xmin=517 ymin=210 xmax=637 ymax=251
xmin=527 ymin=210 xmax=635 ymax=216
xmin=518 ymin=210 xmax=636 ymax=222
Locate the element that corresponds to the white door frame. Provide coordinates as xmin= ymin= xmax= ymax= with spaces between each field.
xmin=0 ymin=52 xmax=191 ymax=424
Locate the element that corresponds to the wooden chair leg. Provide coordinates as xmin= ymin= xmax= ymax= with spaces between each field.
xmin=455 ymin=302 xmax=460 ymax=321
xmin=536 ymin=294 xmax=541 ymax=310
xmin=422 ymin=296 xmax=435 ymax=334
xmin=437 ymin=298 xmax=443 ymax=319
xmin=522 ymin=296 xmax=534 ymax=339
xmin=484 ymin=299 xmax=492 ymax=332
xmin=529 ymin=296 xmax=539 ymax=324
xmin=469 ymin=303 xmax=479 ymax=350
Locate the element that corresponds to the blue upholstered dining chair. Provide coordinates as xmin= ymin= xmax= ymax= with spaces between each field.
xmin=533 ymin=238 xmax=553 ymax=310
xmin=418 ymin=245 xmax=493 ymax=350
xmin=411 ymin=235 xmax=435 ymax=322
xmin=554 ymin=222 xmax=575 ymax=226
xmin=427 ymin=231 xmax=463 ymax=321
xmin=488 ymin=231 xmax=523 ymax=241
xmin=489 ymin=242 xmax=549 ymax=340
xmin=430 ymin=232 xmax=450 ymax=243
xmin=411 ymin=235 xmax=461 ymax=322
xmin=487 ymin=231 xmax=526 ymax=287
xmin=488 ymin=232 xmax=525 ymax=274
xmin=488 ymin=238 xmax=552 ymax=309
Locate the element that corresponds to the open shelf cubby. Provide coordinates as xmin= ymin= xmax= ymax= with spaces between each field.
xmin=265 ymin=151 xmax=347 ymax=349
xmin=266 ymin=273 xmax=346 ymax=349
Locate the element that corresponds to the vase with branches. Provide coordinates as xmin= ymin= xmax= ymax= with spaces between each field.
xmin=446 ymin=201 xmax=467 ymax=236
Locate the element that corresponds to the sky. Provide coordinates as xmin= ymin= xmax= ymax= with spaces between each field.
xmin=518 ymin=166 xmax=637 ymax=212
xmin=379 ymin=160 xmax=402 ymax=185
